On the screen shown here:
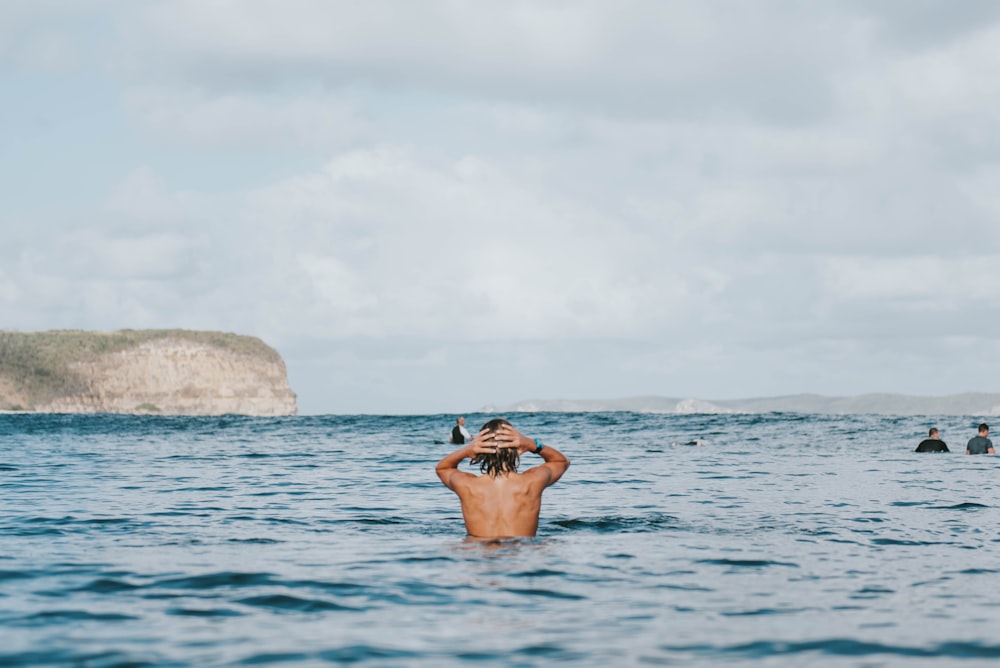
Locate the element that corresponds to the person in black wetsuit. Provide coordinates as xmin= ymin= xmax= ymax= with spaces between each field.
xmin=915 ymin=427 xmax=949 ymax=453
xmin=966 ymin=423 xmax=995 ymax=455
xmin=450 ymin=416 xmax=472 ymax=444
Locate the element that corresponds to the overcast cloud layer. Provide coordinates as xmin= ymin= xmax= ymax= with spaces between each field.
xmin=3 ymin=1 xmax=1000 ymax=414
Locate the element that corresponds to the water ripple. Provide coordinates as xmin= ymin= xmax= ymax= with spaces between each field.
xmin=6 ymin=412 xmax=1000 ymax=666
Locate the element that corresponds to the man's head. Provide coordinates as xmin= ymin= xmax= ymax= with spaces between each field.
xmin=929 ymin=427 xmax=939 ymax=438
xmin=980 ymin=423 xmax=990 ymax=436
xmin=457 ymin=416 xmax=465 ymax=426
xmin=471 ymin=418 xmax=519 ymax=477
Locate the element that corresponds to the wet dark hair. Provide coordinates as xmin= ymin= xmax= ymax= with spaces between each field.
xmin=471 ymin=418 xmax=519 ymax=477
xmin=980 ymin=423 xmax=990 ymax=433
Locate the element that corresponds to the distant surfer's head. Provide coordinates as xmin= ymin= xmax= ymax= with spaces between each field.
xmin=929 ymin=428 xmax=939 ymax=438
xmin=471 ymin=418 xmax=519 ymax=477
xmin=980 ymin=423 xmax=990 ymax=435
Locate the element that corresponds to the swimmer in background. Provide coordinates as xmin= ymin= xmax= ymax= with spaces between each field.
xmin=966 ymin=423 xmax=995 ymax=455
xmin=435 ymin=418 xmax=569 ymax=538
xmin=449 ymin=416 xmax=472 ymax=444
xmin=915 ymin=427 xmax=949 ymax=453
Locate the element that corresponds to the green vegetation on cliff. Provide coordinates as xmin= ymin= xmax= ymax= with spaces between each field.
xmin=0 ymin=329 xmax=281 ymax=411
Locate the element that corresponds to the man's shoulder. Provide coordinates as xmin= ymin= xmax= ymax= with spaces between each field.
xmin=443 ymin=468 xmax=479 ymax=489
xmin=516 ymin=464 xmax=557 ymax=486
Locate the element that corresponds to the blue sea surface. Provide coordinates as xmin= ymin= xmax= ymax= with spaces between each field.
xmin=3 ymin=412 xmax=1000 ymax=666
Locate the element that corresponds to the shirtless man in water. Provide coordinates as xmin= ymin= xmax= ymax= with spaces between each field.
xmin=435 ymin=418 xmax=570 ymax=538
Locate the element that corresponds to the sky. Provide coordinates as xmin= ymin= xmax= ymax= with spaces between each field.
xmin=3 ymin=1 xmax=1000 ymax=415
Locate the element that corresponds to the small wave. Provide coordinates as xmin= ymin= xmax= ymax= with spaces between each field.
xmin=10 ymin=526 xmax=65 ymax=536
xmin=75 ymin=578 xmax=141 ymax=593
xmin=510 ymin=568 xmax=567 ymax=578
xmin=502 ymin=587 xmax=586 ymax=600
xmin=27 ymin=515 xmax=76 ymax=523
xmin=315 ymin=646 xmax=421 ymax=663
xmin=351 ymin=516 xmax=411 ymax=525
xmin=720 ymin=607 xmax=811 ymax=617
xmin=935 ymin=502 xmax=989 ymax=510
xmin=228 ymin=537 xmax=285 ymax=544
xmin=12 ymin=609 xmax=138 ymax=625
xmin=255 ymin=490 xmax=310 ymax=497
xmin=237 ymin=594 xmax=358 ymax=612
xmin=0 ymin=569 xmax=31 ymax=582
xmin=0 ymin=649 xmax=157 ymax=666
xmin=78 ymin=517 xmax=136 ymax=526
xmin=872 ymin=538 xmax=953 ymax=546
xmin=239 ymin=651 xmax=311 ymax=665
xmin=456 ymin=644 xmax=582 ymax=662
xmin=263 ymin=517 xmax=310 ymax=525
xmin=153 ymin=572 xmax=275 ymax=590
xmin=656 ymin=583 xmax=713 ymax=592
xmin=280 ymin=579 xmax=373 ymax=596
xmin=659 ymin=638 xmax=1000 ymax=659
xmin=166 ymin=607 xmax=244 ymax=617
xmin=852 ymin=586 xmax=894 ymax=597
xmin=697 ymin=558 xmax=799 ymax=568
xmin=551 ymin=513 xmax=679 ymax=533
xmin=396 ymin=555 xmax=455 ymax=564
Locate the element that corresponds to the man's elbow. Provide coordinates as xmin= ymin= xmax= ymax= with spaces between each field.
xmin=552 ymin=456 xmax=570 ymax=475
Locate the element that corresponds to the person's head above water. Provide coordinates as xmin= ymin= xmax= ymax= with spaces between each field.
xmin=470 ymin=418 xmax=519 ymax=477
xmin=979 ymin=423 xmax=990 ymax=435
xmin=929 ymin=427 xmax=940 ymax=438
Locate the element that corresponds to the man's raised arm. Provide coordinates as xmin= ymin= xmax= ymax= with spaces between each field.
xmin=531 ymin=440 xmax=570 ymax=486
xmin=435 ymin=444 xmax=473 ymax=489
xmin=436 ymin=428 xmax=495 ymax=489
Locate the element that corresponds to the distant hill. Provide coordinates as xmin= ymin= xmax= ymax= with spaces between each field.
xmin=0 ymin=329 xmax=297 ymax=416
xmin=485 ymin=393 xmax=1000 ymax=416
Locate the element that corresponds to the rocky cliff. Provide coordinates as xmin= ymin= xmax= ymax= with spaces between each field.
xmin=0 ymin=329 xmax=297 ymax=416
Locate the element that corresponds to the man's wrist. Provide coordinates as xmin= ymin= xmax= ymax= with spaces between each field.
xmin=533 ymin=438 xmax=545 ymax=454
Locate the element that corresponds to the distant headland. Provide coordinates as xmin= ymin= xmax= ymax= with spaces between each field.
xmin=0 ymin=329 xmax=297 ymax=416
xmin=485 ymin=393 xmax=1000 ymax=416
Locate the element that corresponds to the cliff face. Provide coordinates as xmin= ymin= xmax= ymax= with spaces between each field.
xmin=0 ymin=330 xmax=298 ymax=416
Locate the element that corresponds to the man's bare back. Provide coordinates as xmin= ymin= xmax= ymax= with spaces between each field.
xmin=436 ymin=421 xmax=569 ymax=538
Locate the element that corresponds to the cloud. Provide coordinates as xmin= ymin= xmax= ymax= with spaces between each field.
xmin=851 ymin=0 xmax=1000 ymax=50
xmin=820 ymin=255 xmax=1000 ymax=306
xmin=112 ymin=1 xmax=860 ymax=122
xmin=6 ymin=1 xmax=1000 ymax=411
xmin=0 ymin=0 xmax=122 ymax=70
xmin=123 ymin=85 xmax=372 ymax=150
xmin=243 ymin=146 xmax=689 ymax=341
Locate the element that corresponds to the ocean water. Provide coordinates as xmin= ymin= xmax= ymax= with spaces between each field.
xmin=3 ymin=412 xmax=1000 ymax=667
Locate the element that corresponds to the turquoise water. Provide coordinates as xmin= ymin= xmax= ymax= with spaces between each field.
xmin=3 ymin=412 xmax=1000 ymax=666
